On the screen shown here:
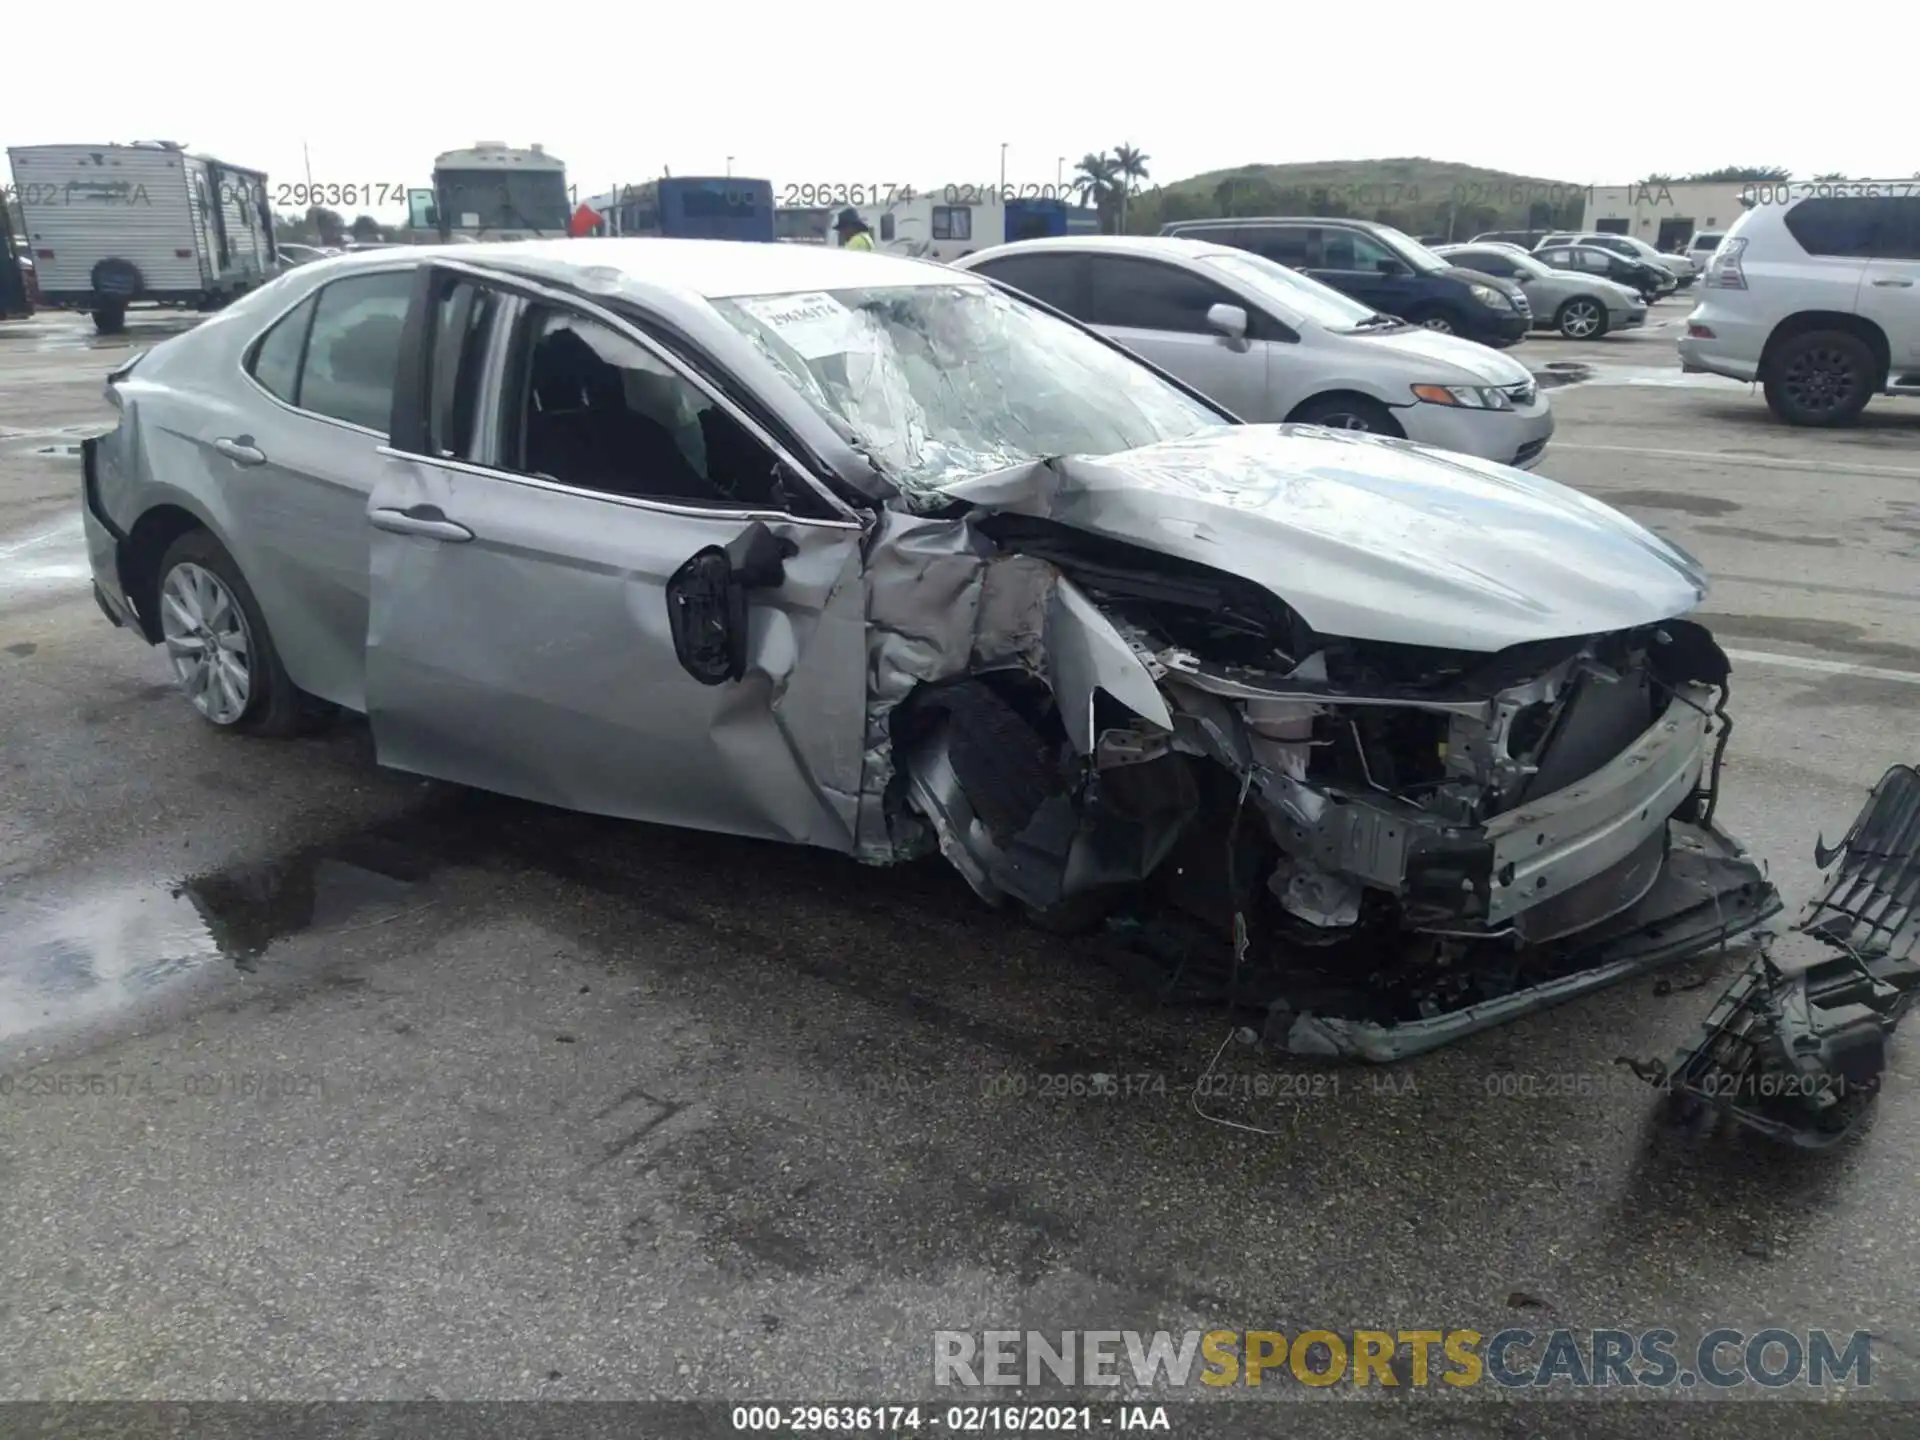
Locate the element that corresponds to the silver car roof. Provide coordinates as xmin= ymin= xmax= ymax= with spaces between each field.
xmin=296 ymin=237 xmax=977 ymax=303
xmin=956 ymin=234 xmax=1242 ymax=264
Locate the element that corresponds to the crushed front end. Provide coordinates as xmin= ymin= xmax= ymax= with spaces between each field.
xmin=878 ymin=506 xmax=1780 ymax=1060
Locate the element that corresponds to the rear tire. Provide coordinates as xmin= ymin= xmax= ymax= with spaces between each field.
xmin=1762 ymin=330 xmax=1877 ymax=427
xmin=93 ymin=306 xmax=127 ymax=336
xmin=1290 ymin=395 xmax=1406 ymax=438
xmin=155 ymin=529 xmax=320 ymax=737
xmin=1555 ymin=296 xmax=1608 ymax=340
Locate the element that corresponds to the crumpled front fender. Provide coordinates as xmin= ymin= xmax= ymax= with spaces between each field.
xmin=1045 ymin=578 xmax=1172 ymax=754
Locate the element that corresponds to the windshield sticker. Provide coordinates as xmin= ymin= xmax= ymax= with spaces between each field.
xmin=734 ymin=292 xmax=875 ymax=361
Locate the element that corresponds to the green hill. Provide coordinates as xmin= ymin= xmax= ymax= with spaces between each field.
xmin=1122 ymin=157 xmax=1592 ymax=238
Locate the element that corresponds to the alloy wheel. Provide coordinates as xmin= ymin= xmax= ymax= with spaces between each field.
xmin=1781 ymin=347 xmax=1861 ymax=415
xmin=159 ymin=561 xmax=254 ymax=725
xmin=1560 ymin=300 xmax=1602 ymax=339
xmin=1313 ymin=412 xmax=1374 ymax=431
xmin=1420 ymin=316 xmax=1454 ymax=334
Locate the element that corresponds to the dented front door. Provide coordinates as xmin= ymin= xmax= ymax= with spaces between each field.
xmin=363 ymin=456 xmax=869 ymax=851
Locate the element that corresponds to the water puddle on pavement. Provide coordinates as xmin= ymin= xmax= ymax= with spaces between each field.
xmin=0 ymin=837 xmax=434 ymax=1041
xmin=1532 ymin=361 xmax=1749 ymax=392
xmin=0 ymin=514 xmax=88 ymax=604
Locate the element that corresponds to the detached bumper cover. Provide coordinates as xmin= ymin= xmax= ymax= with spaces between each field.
xmin=1632 ymin=764 xmax=1920 ymax=1147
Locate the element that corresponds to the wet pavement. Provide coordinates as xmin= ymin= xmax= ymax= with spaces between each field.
xmin=2 ymin=302 xmax=1919 ymax=1429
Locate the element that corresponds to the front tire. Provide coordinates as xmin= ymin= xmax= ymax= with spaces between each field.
xmin=1762 ymin=330 xmax=1878 ymax=427
xmin=155 ymin=530 xmax=313 ymax=736
xmin=1290 ymin=395 xmax=1407 ymax=437
xmin=1407 ymin=307 xmax=1457 ymax=335
xmin=1555 ymin=296 xmax=1608 ymax=340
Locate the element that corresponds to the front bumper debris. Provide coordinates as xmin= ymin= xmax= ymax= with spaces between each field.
xmin=1264 ymin=819 xmax=1779 ymax=1062
xmin=1626 ymin=764 xmax=1920 ymax=1147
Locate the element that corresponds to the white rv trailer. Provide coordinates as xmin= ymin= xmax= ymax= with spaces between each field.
xmin=845 ymin=188 xmax=1097 ymax=262
xmin=6 ymin=142 xmax=278 ymax=333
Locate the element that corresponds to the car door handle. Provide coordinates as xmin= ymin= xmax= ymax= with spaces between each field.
xmin=213 ymin=436 xmax=266 ymax=466
xmin=1871 ymin=278 xmax=1914 ymax=287
xmin=368 ymin=504 xmax=474 ymax=542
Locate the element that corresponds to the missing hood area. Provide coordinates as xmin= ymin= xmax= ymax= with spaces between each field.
xmin=850 ymin=454 xmax=1917 ymax=1149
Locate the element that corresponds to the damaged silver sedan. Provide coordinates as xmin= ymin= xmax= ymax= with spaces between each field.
xmin=84 ymin=240 xmax=1786 ymax=1062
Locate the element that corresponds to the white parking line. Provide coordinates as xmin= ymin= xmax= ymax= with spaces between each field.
xmin=0 ymin=515 xmax=83 ymax=558
xmin=1727 ymin=648 xmax=1920 ymax=684
xmin=1553 ymin=442 xmax=1920 ymax=479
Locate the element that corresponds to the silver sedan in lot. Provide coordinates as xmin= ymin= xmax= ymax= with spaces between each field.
xmin=83 ymin=239 xmax=1775 ymax=1061
xmin=1434 ymin=243 xmax=1648 ymax=339
xmin=955 ymin=236 xmax=1555 ymax=470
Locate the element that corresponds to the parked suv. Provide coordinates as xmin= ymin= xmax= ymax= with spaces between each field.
xmin=956 ymin=236 xmax=1554 ymax=468
xmin=1160 ymin=217 xmax=1531 ymax=347
xmin=1680 ymin=191 xmax=1920 ymax=426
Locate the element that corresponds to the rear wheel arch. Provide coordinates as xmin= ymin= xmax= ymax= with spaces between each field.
xmin=121 ymin=504 xmax=212 ymax=643
xmin=1761 ymin=312 xmax=1890 ymax=386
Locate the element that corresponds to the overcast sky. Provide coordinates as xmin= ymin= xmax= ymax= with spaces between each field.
xmin=6 ymin=8 xmax=1910 ymax=220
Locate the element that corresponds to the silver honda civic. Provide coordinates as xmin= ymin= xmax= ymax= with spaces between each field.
xmin=80 ymin=238 xmax=1780 ymax=1060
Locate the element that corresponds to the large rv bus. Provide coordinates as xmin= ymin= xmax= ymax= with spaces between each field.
xmin=581 ymin=177 xmax=775 ymax=242
xmin=431 ymin=142 xmax=569 ymax=241
xmin=6 ymin=141 xmax=277 ymax=333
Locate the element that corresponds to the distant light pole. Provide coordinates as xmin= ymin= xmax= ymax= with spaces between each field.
xmin=726 ymin=156 xmax=734 ymax=176
xmin=1056 ymin=156 xmax=1065 ymax=189
xmin=1000 ymin=143 xmax=1008 ymax=193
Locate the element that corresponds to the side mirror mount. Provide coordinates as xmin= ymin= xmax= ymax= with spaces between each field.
xmin=665 ymin=521 xmax=798 ymax=685
xmin=1206 ymin=302 xmax=1249 ymax=341
xmin=1375 ymin=257 xmax=1408 ymax=276
xmin=725 ymin=519 xmax=796 ymax=590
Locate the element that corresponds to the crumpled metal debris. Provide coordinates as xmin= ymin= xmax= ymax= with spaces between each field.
xmin=1623 ymin=764 xmax=1920 ymax=1147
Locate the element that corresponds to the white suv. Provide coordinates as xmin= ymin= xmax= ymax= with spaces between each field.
xmin=1680 ymin=189 xmax=1920 ymax=426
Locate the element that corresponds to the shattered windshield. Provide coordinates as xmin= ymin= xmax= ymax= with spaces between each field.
xmin=712 ymin=282 xmax=1228 ymax=497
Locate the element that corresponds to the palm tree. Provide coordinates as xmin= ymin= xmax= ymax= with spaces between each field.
xmin=1073 ymin=151 xmax=1117 ymax=212
xmin=1111 ymin=143 xmax=1151 ymax=231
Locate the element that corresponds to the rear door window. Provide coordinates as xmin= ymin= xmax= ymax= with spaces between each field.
xmin=1450 ymin=249 xmax=1513 ymax=277
xmin=247 ymin=294 xmax=317 ymax=404
xmin=1083 ymin=255 xmax=1246 ymax=335
xmin=296 ymin=270 xmax=416 ymax=432
xmin=1317 ymin=228 xmax=1399 ymax=271
xmin=969 ymin=253 xmax=1088 ymax=317
xmin=1238 ymin=226 xmax=1312 ymax=267
xmin=1783 ymin=197 xmax=1889 ymax=258
xmin=1880 ymin=197 xmax=1920 ymax=260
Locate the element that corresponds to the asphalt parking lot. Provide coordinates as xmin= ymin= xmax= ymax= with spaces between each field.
xmin=2 ymin=293 xmax=1918 ymax=1433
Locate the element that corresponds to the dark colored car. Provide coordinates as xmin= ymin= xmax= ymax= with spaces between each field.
xmin=1532 ymin=242 xmax=1674 ymax=303
xmin=1160 ymin=217 xmax=1531 ymax=347
xmin=1 ymin=209 xmax=32 ymax=318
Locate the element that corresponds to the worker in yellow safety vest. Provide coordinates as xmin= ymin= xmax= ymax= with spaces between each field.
xmin=834 ymin=207 xmax=875 ymax=251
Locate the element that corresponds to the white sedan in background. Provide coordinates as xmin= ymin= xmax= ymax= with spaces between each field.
xmin=956 ymin=235 xmax=1555 ymax=470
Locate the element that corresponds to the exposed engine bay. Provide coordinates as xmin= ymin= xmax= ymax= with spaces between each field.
xmin=865 ymin=507 xmax=1783 ymax=1065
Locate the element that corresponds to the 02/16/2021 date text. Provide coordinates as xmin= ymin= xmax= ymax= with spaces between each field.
xmin=943 ymin=183 xmax=1080 ymax=204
